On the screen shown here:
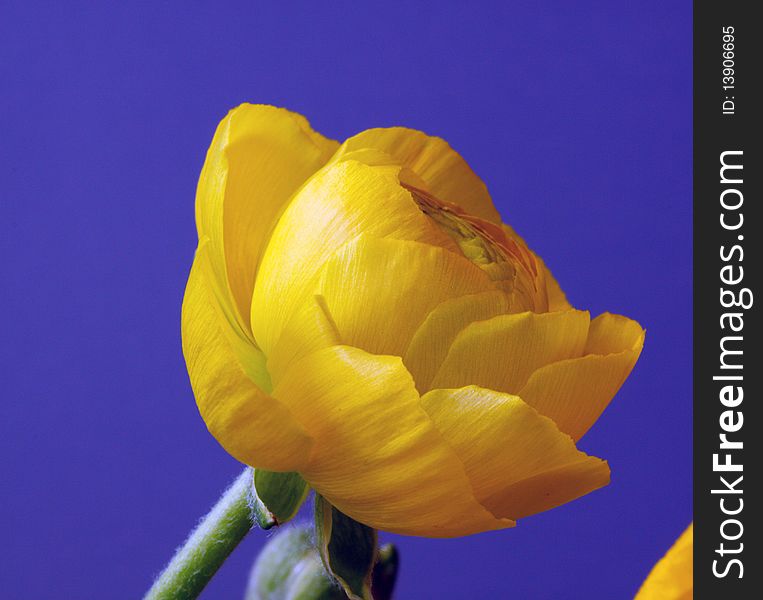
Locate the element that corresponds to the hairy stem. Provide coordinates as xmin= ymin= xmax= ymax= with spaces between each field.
xmin=145 ymin=468 xmax=254 ymax=600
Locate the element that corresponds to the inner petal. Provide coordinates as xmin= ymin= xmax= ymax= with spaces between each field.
xmin=406 ymin=185 xmax=549 ymax=313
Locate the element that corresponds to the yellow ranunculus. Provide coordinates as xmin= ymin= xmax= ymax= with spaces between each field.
xmin=636 ymin=523 xmax=693 ymax=599
xmin=182 ymin=104 xmax=644 ymax=537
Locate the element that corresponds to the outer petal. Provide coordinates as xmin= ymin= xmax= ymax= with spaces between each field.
xmin=636 ymin=524 xmax=693 ymax=600
xmin=272 ymin=345 xmax=513 ymax=537
xmin=250 ymin=159 xmax=456 ymax=355
xmin=196 ymin=104 xmax=338 ymax=332
xmin=430 ymin=310 xmax=590 ymax=393
xmin=316 ymin=237 xmax=498 ymax=358
xmin=421 ymin=386 xmax=610 ymax=520
xmin=265 ymin=295 xmax=340 ymax=388
xmin=330 ymin=127 xmax=502 ymax=224
xmin=403 ymin=290 xmax=510 ymax=392
xmin=518 ymin=313 xmax=645 ymax=441
xmin=181 ymin=251 xmax=312 ymax=471
xmin=585 ymin=312 xmax=645 ymax=355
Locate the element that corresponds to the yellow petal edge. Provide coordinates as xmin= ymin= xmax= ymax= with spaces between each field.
xmin=636 ymin=523 xmax=693 ymax=600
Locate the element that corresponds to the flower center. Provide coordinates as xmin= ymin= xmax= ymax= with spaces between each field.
xmin=404 ymin=184 xmax=546 ymax=312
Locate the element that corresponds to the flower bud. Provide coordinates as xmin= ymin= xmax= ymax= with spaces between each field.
xmin=184 ymin=104 xmax=645 ymax=537
xmin=245 ymin=524 xmax=346 ymax=600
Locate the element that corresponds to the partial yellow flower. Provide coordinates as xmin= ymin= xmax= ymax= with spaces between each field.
xmin=182 ymin=104 xmax=645 ymax=537
xmin=636 ymin=523 xmax=693 ymax=599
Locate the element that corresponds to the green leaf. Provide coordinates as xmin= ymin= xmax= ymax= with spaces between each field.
xmin=314 ymin=495 xmax=377 ymax=600
xmin=252 ymin=470 xmax=309 ymax=529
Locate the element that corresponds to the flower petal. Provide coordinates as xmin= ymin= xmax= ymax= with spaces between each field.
xmin=181 ymin=251 xmax=312 ymax=471
xmin=316 ymin=237 xmax=498 ymax=358
xmin=197 ymin=104 xmax=338 ymax=333
xmin=518 ymin=314 xmax=645 ymax=441
xmin=403 ymin=290 xmax=510 ymax=392
xmin=265 ymin=295 xmax=341 ymax=388
xmin=421 ymin=386 xmax=610 ymax=520
xmin=585 ymin=312 xmax=645 ymax=355
xmin=272 ymin=345 xmax=513 ymax=537
xmin=430 ymin=310 xmax=590 ymax=393
xmin=518 ymin=353 xmax=641 ymax=442
xmin=501 ymin=223 xmax=570 ymax=311
xmin=250 ymin=160 xmax=457 ymax=355
xmin=330 ymin=127 xmax=502 ymax=223
xmin=636 ymin=524 xmax=693 ymax=600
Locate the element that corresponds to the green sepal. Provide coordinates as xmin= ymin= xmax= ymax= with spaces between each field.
xmin=370 ymin=544 xmax=399 ymax=600
xmin=314 ymin=495 xmax=377 ymax=600
xmin=245 ymin=524 xmax=347 ymax=600
xmin=252 ymin=469 xmax=309 ymax=529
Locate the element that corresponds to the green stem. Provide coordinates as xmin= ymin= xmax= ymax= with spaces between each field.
xmin=145 ymin=468 xmax=254 ymax=600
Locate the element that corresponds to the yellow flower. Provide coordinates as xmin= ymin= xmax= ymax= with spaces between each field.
xmin=636 ymin=524 xmax=693 ymax=599
xmin=182 ymin=104 xmax=644 ymax=537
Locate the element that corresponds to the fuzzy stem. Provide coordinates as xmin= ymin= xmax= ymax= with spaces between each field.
xmin=145 ymin=468 xmax=254 ymax=600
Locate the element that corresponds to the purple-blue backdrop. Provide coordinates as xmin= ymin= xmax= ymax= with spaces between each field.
xmin=1 ymin=2 xmax=691 ymax=598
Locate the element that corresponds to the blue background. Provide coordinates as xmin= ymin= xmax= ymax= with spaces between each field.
xmin=1 ymin=1 xmax=691 ymax=598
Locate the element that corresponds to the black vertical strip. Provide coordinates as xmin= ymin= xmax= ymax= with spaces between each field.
xmin=694 ymin=1 xmax=760 ymax=597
